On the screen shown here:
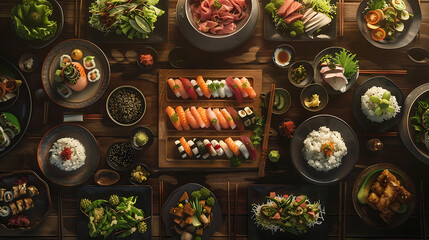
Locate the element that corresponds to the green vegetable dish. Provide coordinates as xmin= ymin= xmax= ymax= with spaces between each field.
xmin=89 ymin=0 xmax=165 ymax=40
xmin=11 ymin=0 xmax=58 ymax=41
xmin=252 ymin=192 xmax=325 ymax=235
xmin=80 ymin=195 xmax=150 ymax=238
xmin=410 ymin=97 xmax=429 ymax=151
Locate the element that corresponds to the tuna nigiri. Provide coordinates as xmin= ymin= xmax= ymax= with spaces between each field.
xmin=166 ymin=106 xmax=183 ymax=130
xmin=221 ymin=80 xmax=233 ymax=98
xmin=206 ymin=108 xmax=221 ymax=131
xmin=197 ymin=75 xmax=211 ymax=98
xmin=225 ymin=77 xmax=244 ymax=103
xmin=213 ymin=108 xmax=229 ymax=129
xmin=225 ymin=137 xmax=240 ymax=156
xmin=175 ymin=106 xmax=190 ymax=130
xmin=234 ymin=77 xmax=248 ymax=98
xmin=240 ymin=77 xmax=257 ymax=99
xmin=175 ymin=140 xmax=187 ymax=158
xmin=235 ymin=140 xmax=249 ymax=159
xmin=214 ymin=80 xmax=225 ymax=98
xmin=191 ymin=106 xmax=206 ymax=128
xmin=226 ymin=107 xmax=245 ymax=131
xmin=211 ymin=140 xmax=224 ymax=156
xmin=221 ymin=108 xmax=236 ymax=129
xmin=167 ymin=78 xmax=181 ymax=98
xmin=180 ymin=137 xmax=192 ymax=157
xmin=219 ymin=140 xmax=234 ymax=159
xmin=197 ymin=107 xmax=211 ymax=128
xmin=185 ymin=108 xmax=200 ymax=129
xmin=203 ymin=139 xmax=217 ymax=157
xmin=240 ymin=135 xmax=258 ymax=160
xmin=206 ymin=80 xmax=219 ymax=98
xmin=191 ymin=79 xmax=204 ymax=97
xmin=180 ymin=77 xmax=198 ymax=100
xmin=174 ymin=79 xmax=189 ymax=99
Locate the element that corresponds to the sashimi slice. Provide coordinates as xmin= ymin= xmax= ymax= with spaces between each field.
xmin=277 ymin=0 xmax=293 ymax=17
xmin=226 ymin=107 xmax=244 ymax=131
xmin=225 ymin=77 xmax=244 ymax=103
xmin=174 ymin=79 xmax=189 ymax=99
xmin=284 ymin=1 xmax=302 ymax=18
xmin=180 ymin=77 xmax=198 ymax=100
xmin=240 ymin=135 xmax=258 ymax=160
xmin=284 ymin=13 xmax=303 ymax=25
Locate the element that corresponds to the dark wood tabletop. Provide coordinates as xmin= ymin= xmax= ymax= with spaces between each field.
xmin=0 ymin=0 xmax=429 ymax=239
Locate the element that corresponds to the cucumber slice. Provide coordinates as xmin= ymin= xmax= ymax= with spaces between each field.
xmin=277 ymin=94 xmax=285 ymax=110
xmin=135 ymin=15 xmax=152 ymax=34
xmin=129 ymin=19 xmax=146 ymax=34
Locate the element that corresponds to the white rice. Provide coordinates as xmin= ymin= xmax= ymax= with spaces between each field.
xmin=302 ymin=126 xmax=347 ymax=172
xmin=361 ymin=86 xmax=401 ymax=123
xmin=49 ymin=138 xmax=86 ymax=171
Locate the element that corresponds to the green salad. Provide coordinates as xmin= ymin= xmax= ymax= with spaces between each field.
xmin=89 ymin=0 xmax=165 ymax=40
xmin=410 ymin=98 xmax=429 ymax=150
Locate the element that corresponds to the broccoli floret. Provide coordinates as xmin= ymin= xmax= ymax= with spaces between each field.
xmin=270 ymin=0 xmax=285 ymax=8
xmin=289 ymin=20 xmax=304 ymax=36
xmin=269 ymin=150 xmax=280 ymax=162
xmin=264 ymin=3 xmax=277 ymax=14
xmin=191 ymin=191 xmax=202 ymax=200
xmin=206 ymin=197 xmax=215 ymax=206
xmin=200 ymin=187 xmax=211 ymax=200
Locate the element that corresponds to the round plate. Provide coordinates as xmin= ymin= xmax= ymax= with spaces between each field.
xmin=0 ymin=56 xmax=32 ymax=158
xmin=312 ymin=47 xmax=359 ymax=95
xmin=176 ymin=0 xmax=259 ymax=52
xmin=352 ymin=76 xmax=404 ymax=132
xmin=41 ymin=39 xmax=111 ymax=109
xmin=162 ymin=183 xmax=222 ymax=240
xmin=0 ymin=170 xmax=51 ymax=231
xmin=356 ymin=0 xmax=422 ymax=50
xmin=37 ymin=124 xmax=99 ymax=186
xmin=398 ymin=83 xmax=429 ymax=165
xmin=351 ymin=163 xmax=416 ymax=229
xmin=290 ymin=114 xmax=359 ymax=185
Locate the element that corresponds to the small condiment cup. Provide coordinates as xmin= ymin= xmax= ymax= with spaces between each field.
xmin=137 ymin=47 xmax=158 ymax=70
xmin=288 ymin=61 xmax=314 ymax=88
xmin=408 ymin=47 xmax=429 ymax=64
xmin=272 ymin=44 xmax=295 ymax=69
xmin=300 ymin=83 xmax=328 ymax=112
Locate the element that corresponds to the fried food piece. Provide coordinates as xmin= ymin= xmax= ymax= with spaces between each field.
xmin=389 ymin=201 xmax=401 ymax=213
xmin=397 ymin=186 xmax=412 ymax=203
xmin=379 ymin=208 xmax=395 ymax=224
xmin=371 ymin=181 xmax=385 ymax=196
xmin=377 ymin=169 xmax=398 ymax=187
xmin=377 ymin=181 xmax=400 ymax=212
xmin=367 ymin=192 xmax=380 ymax=210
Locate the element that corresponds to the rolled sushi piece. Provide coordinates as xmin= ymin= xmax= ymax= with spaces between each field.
xmin=3 ymin=191 xmax=13 ymax=203
xmin=188 ymin=139 xmax=200 ymax=158
xmin=56 ymin=83 xmax=72 ymax=99
xmin=211 ymin=140 xmax=224 ymax=156
xmin=195 ymin=138 xmax=209 ymax=159
xmin=0 ymin=206 xmax=10 ymax=217
xmin=83 ymin=56 xmax=96 ymax=70
xmin=59 ymin=55 xmax=72 ymax=68
xmin=0 ymin=127 xmax=11 ymax=151
xmin=244 ymin=107 xmax=257 ymax=124
xmin=219 ymin=140 xmax=234 ymax=159
xmin=175 ymin=140 xmax=187 ymax=158
xmin=203 ymin=139 xmax=217 ymax=157
xmin=87 ymin=69 xmax=100 ymax=82
xmin=235 ymin=140 xmax=249 ymax=159
xmin=0 ymin=113 xmax=20 ymax=136
xmin=238 ymin=109 xmax=252 ymax=128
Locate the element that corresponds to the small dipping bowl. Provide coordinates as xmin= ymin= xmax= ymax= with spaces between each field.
xmin=94 ymin=169 xmax=120 ymax=186
xmin=168 ymin=47 xmax=188 ymax=68
xmin=106 ymin=142 xmax=136 ymax=171
xmin=300 ymin=83 xmax=328 ymax=112
xmin=288 ymin=61 xmax=314 ymax=88
xmin=272 ymin=44 xmax=295 ymax=69
xmin=408 ymin=47 xmax=429 ymax=64
xmin=137 ymin=47 xmax=158 ymax=70
xmin=265 ymin=88 xmax=291 ymax=115
xmin=130 ymin=126 xmax=154 ymax=150
xmin=278 ymin=118 xmax=296 ymax=138
xmin=128 ymin=163 xmax=150 ymax=185
xmin=19 ymin=53 xmax=38 ymax=73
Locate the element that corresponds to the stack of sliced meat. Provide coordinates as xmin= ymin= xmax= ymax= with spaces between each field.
xmin=302 ymin=8 xmax=331 ymax=37
xmin=320 ymin=64 xmax=348 ymax=92
xmin=276 ymin=0 xmax=303 ymax=24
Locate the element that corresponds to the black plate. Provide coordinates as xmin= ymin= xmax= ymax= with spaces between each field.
xmin=352 ymin=76 xmax=404 ymax=132
xmin=77 ymin=185 xmax=152 ymax=240
xmin=248 ymin=184 xmax=328 ymax=240
xmin=162 ymin=183 xmax=222 ymax=240
xmin=356 ymin=0 xmax=422 ymax=49
xmin=312 ymin=47 xmax=359 ymax=95
xmin=0 ymin=56 xmax=32 ymax=159
xmin=264 ymin=0 xmax=337 ymax=41
xmin=0 ymin=170 xmax=51 ymax=231
xmin=86 ymin=0 xmax=168 ymax=43
xmin=290 ymin=114 xmax=359 ymax=184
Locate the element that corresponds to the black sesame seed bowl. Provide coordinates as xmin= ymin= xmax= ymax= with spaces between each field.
xmin=106 ymin=142 xmax=136 ymax=171
xmin=106 ymin=85 xmax=146 ymax=127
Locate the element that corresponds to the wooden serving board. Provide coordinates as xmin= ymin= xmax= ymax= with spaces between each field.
xmin=159 ymin=69 xmax=263 ymax=169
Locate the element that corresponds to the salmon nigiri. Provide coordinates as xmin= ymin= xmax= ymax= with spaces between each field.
xmin=180 ymin=137 xmax=192 ymax=156
xmin=213 ymin=108 xmax=229 ymax=129
xmin=233 ymin=77 xmax=248 ymax=98
xmin=175 ymin=106 xmax=190 ymax=130
xmin=174 ymin=79 xmax=189 ymax=100
xmin=191 ymin=106 xmax=206 ymax=128
xmin=225 ymin=137 xmax=240 ymax=156
xmin=221 ymin=108 xmax=236 ymax=129
xmin=206 ymin=108 xmax=221 ymax=131
xmin=226 ymin=107 xmax=244 ymax=131
xmin=167 ymin=78 xmax=181 ymax=98
xmin=197 ymin=75 xmax=211 ymax=98
xmin=240 ymin=77 xmax=257 ymax=99
xmin=185 ymin=108 xmax=200 ymax=129
xmin=197 ymin=107 xmax=211 ymax=128
xmin=63 ymin=62 xmax=88 ymax=92
xmin=225 ymin=77 xmax=243 ymax=103
xmin=180 ymin=77 xmax=198 ymax=100
xmin=166 ymin=106 xmax=182 ymax=130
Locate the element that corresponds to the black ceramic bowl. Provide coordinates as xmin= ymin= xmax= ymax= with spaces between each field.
xmin=128 ymin=163 xmax=150 ymax=185
xmin=106 ymin=85 xmax=146 ymax=127
xmin=130 ymin=126 xmax=154 ymax=150
xmin=168 ymin=47 xmax=188 ymax=68
xmin=272 ymin=44 xmax=296 ymax=69
xmin=137 ymin=47 xmax=158 ymax=70
xmin=300 ymin=83 xmax=329 ymax=112
xmin=265 ymin=88 xmax=291 ymax=115
xmin=278 ymin=118 xmax=296 ymax=138
xmin=106 ymin=142 xmax=136 ymax=171
xmin=288 ymin=61 xmax=314 ymax=88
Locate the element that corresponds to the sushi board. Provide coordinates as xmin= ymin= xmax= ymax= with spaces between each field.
xmin=159 ymin=69 xmax=263 ymax=169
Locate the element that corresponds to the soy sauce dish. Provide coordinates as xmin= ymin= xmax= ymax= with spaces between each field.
xmin=273 ymin=44 xmax=295 ymax=68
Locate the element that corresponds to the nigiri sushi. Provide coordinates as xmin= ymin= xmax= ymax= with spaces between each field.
xmin=203 ymin=139 xmax=217 ymax=157
xmin=167 ymin=78 xmax=181 ymax=98
xmin=214 ymin=80 xmax=225 ymax=98
xmin=213 ymin=108 xmax=229 ymax=129
xmin=235 ymin=140 xmax=249 ymax=159
xmin=175 ymin=140 xmax=187 ymax=158
xmin=197 ymin=75 xmax=211 ymax=98
xmin=195 ymin=138 xmax=209 ymax=159
xmin=221 ymin=108 xmax=236 ymax=129
xmin=240 ymin=77 xmax=256 ymax=99
xmin=225 ymin=137 xmax=240 ymax=156
xmin=225 ymin=77 xmax=244 ymax=103
xmin=175 ymin=106 xmax=190 ymax=130
xmin=185 ymin=108 xmax=200 ymax=129
xmin=226 ymin=107 xmax=245 ymax=131
xmin=206 ymin=80 xmax=219 ymax=98
xmin=174 ymin=79 xmax=189 ymax=100
xmin=234 ymin=77 xmax=248 ymax=98
xmin=197 ymin=107 xmax=211 ymax=128
xmin=180 ymin=137 xmax=192 ymax=157
xmin=221 ymin=80 xmax=233 ymax=98
xmin=191 ymin=106 xmax=206 ymax=128
xmin=188 ymin=139 xmax=200 ymax=158
xmin=219 ymin=140 xmax=234 ymax=159
xmin=206 ymin=108 xmax=221 ymax=131
xmin=166 ymin=106 xmax=183 ymax=130
xmin=240 ymin=135 xmax=258 ymax=160
xmin=211 ymin=140 xmax=224 ymax=156
xmin=180 ymin=77 xmax=198 ymax=100
xmin=191 ymin=79 xmax=204 ymax=97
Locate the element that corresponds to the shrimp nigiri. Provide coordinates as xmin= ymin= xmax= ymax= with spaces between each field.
xmin=167 ymin=78 xmax=181 ymax=98
xmin=225 ymin=137 xmax=240 ymax=156
xmin=175 ymin=106 xmax=190 ymax=130
xmin=180 ymin=77 xmax=198 ymax=100
xmin=197 ymin=107 xmax=211 ymax=128
xmin=191 ymin=106 xmax=206 ymax=128
xmin=213 ymin=108 xmax=229 ymax=129
xmin=221 ymin=108 xmax=236 ymax=129
xmin=240 ymin=77 xmax=257 ymax=99
xmin=191 ymin=79 xmax=204 ymax=97
xmin=166 ymin=106 xmax=182 ymax=130
xmin=185 ymin=108 xmax=200 ymax=129
xmin=234 ymin=77 xmax=248 ymax=98
xmin=206 ymin=80 xmax=219 ymax=98
xmin=235 ymin=140 xmax=249 ymax=159
xmin=226 ymin=107 xmax=244 ymax=131
xmin=214 ymin=80 xmax=225 ymax=98
xmin=174 ymin=79 xmax=189 ymax=100
xmin=206 ymin=108 xmax=221 ymax=131
xmin=221 ymin=80 xmax=233 ymax=98
xmin=196 ymin=75 xmax=211 ymax=98
xmin=225 ymin=77 xmax=243 ymax=103
xmin=180 ymin=137 xmax=192 ymax=157
xmin=211 ymin=140 xmax=224 ymax=156
xmin=219 ymin=140 xmax=234 ymax=159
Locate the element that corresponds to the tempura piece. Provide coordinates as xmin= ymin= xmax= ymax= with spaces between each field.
xmin=371 ymin=181 xmax=385 ymax=196
xmin=367 ymin=192 xmax=379 ymax=210
xmin=397 ymin=186 xmax=412 ymax=203
xmin=389 ymin=201 xmax=401 ymax=213
xmin=377 ymin=169 xmax=398 ymax=187
xmin=377 ymin=181 xmax=400 ymax=212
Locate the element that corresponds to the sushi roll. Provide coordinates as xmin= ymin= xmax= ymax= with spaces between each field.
xmin=188 ymin=139 xmax=200 ymax=158
xmin=12 ymin=186 xmax=18 ymax=198
xmin=16 ymin=199 xmax=24 ymax=213
xmin=175 ymin=140 xmax=187 ymax=158
xmin=83 ymin=56 xmax=96 ymax=70
xmin=0 ymin=127 xmax=11 ymax=151
xmin=87 ymin=69 xmax=101 ymax=82
xmin=191 ymin=79 xmax=204 ymax=97
xmin=211 ymin=140 xmax=224 ymax=156
xmin=206 ymin=80 xmax=219 ymax=98
xmin=56 ymin=84 xmax=72 ymax=99
xmin=59 ymin=55 xmax=72 ymax=68
xmin=219 ymin=140 xmax=234 ymax=159
xmin=214 ymin=80 xmax=225 ymax=98
xmin=238 ymin=109 xmax=252 ymax=128
xmin=18 ymin=183 xmax=26 ymax=197
xmin=3 ymin=191 xmax=13 ymax=202
xmin=235 ymin=140 xmax=250 ymax=159
xmin=9 ymin=202 xmax=18 ymax=215
xmin=24 ymin=198 xmax=34 ymax=210
xmin=0 ymin=188 xmax=5 ymax=201
xmin=0 ymin=206 xmax=10 ymax=217
xmin=195 ymin=139 xmax=209 ymax=159
xmin=203 ymin=139 xmax=217 ymax=157
xmin=27 ymin=185 xmax=39 ymax=197
xmin=221 ymin=80 xmax=233 ymax=98
xmin=244 ymin=107 xmax=257 ymax=124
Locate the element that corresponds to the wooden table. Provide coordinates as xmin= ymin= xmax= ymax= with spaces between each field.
xmin=0 ymin=0 xmax=429 ymax=239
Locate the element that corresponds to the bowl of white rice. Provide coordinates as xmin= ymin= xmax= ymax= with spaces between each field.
xmin=37 ymin=124 xmax=99 ymax=186
xmin=352 ymin=76 xmax=404 ymax=132
xmin=290 ymin=114 xmax=359 ymax=185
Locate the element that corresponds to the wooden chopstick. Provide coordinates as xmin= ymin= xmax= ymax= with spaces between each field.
xmin=420 ymin=181 xmax=426 ymax=240
xmin=233 ymin=183 xmax=238 ymax=240
xmin=78 ymin=0 xmax=83 ymax=38
xmin=356 ymin=132 xmax=397 ymax=137
xmin=339 ymin=0 xmax=344 ymax=38
xmin=159 ymin=181 xmax=164 ymax=240
xmin=338 ymin=181 xmax=342 ymax=240
xmin=83 ymin=114 xmax=104 ymax=120
xmin=342 ymin=182 xmax=347 ymax=240
xmin=43 ymin=101 xmax=49 ymax=125
xmin=58 ymin=188 xmax=62 ymax=240
xmin=74 ymin=0 xmax=78 ymax=37
xmin=360 ymin=70 xmax=407 ymax=75
xmin=227 ymin=181 xmax=231 ymax=240
xmin=258 ymin=84 xmax=276 ymax=177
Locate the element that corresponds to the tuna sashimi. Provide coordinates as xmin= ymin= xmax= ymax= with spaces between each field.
xmin=284 ymin=12 xmax=303 ymax=25
xmin=277 ymin=0 xmax=293 ymax=17
xmin=284 ymin=1 xmax=302 ymax=18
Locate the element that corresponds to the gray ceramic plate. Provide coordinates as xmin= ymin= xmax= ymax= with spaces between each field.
xmin=37 ymin=124 xmax=99 ymax=186
xmin=356 ymin=0 xmax=422 ymax=49
xmin=352 ymin=76 xmax=404 ymax=132
xmin=41 ymin=39 xmax=111 ymax=109
xmin=290 ymin=114 xmax=359 ymax=184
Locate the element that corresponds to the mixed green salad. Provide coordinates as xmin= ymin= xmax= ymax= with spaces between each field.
xmin=410 ymin=98 xmax=429 ymax=150
xmin=89 ymin=0 xmax=165 ymax=40
xmin=11 ymin=0 xmax=58 ymax=41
